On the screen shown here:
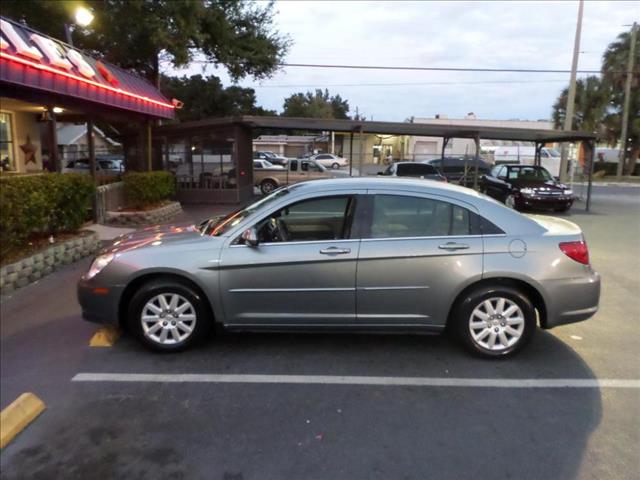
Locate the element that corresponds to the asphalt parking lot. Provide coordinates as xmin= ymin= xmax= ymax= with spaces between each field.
xmin=1 ymin=187 xmax=639 ymax=480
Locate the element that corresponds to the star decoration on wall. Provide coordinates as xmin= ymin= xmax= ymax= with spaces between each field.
xmin=20 ymin=135 xmax=37 ymax=165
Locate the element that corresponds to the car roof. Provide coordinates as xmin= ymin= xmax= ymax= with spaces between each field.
xmin=285 ymin=176 xmax=482 ymax=200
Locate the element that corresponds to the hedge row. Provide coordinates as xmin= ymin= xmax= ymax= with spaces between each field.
xmin=0 ymin=173 xmax=96 ymax=256
xmin=123 ymin=171 xmax=175 ymax=209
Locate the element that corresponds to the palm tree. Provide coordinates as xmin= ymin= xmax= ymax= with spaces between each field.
xmin=601 ymin=29 xmax=640 ymax=175
xmin=552 ymin=75 xmax=608 ymax=132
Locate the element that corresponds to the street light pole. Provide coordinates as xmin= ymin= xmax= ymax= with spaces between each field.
xmin=559 ymin=0 xmax=584 ymax=184
xmin=616 ymin=22 xmax=637 ymax=180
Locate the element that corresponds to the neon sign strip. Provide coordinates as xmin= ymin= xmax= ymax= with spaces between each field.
xmin=0 ymin=51 xmax=175 ymax=110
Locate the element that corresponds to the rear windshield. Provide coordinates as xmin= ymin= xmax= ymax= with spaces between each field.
xmin=396 ymin=164 xmax=438 ymax=176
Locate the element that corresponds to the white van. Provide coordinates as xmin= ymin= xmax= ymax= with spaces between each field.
xmin=492 ymin=146 xmax=561 ymax=177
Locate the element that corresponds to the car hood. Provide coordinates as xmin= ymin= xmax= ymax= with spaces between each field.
xmin=511 ymin=180 xmax=567 ymax=191
xmin=103 ymin=222 xmax=208 ymax=254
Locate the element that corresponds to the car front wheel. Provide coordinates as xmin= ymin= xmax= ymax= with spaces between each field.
xmin=331 ymin=162 xmax=340 ymax=169
xmin=504 ymin=194 xmax=517 ymax=209
xmin=128 ymin=279 xmax=210 ymax=351
xmin=260 ymin=179 xmax=277 ymax=194
xmin=452 ymin=286 xmax=536 ymax=358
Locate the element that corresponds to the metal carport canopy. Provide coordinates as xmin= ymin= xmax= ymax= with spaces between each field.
xmin=155 ymin=115 xmax=597 ymax=144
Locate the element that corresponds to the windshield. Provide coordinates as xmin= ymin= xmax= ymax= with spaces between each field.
xmin=199 ymin=188 xmax=291 ymax=236
xmin=507 ymin=166 xmax=554 ymax=182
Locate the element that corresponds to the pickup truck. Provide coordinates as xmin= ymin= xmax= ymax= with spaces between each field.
xmin=254 ymin=158 xmax=336 ymax=194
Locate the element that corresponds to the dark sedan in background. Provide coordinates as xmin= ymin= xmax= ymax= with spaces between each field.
xmin=378 ymin=162 xmax=447 ymax=181
xmin=424 ymin=156 xmax=492 ymax=186
xmin=481 ymin=164 xmax=575 ymax=212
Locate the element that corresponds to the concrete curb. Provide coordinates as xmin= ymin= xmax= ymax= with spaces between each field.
xmin=105 ymin=201 xmax=183 ymax=226
xmin=0 ymin=393 xmax=46 ymax=449
xmin=89 ymin=326 xmax=121 ymax=347
xmin=1 ymin=232 xmax=101 ymax=294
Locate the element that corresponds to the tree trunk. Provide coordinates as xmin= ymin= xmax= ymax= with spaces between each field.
xmin=624 ymin=147 xmax=639 ymax=176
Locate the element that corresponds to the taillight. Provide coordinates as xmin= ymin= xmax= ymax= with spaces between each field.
xmin=559 ymin=241 xmax=589 ymax=265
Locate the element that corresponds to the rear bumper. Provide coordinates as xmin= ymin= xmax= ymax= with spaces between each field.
xmin=542 ymin=268 xmax=601 ymax=328
xmin=77 ymin=279 xmax=123 ymax=326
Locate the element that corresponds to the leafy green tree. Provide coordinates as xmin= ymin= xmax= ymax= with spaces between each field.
xmin=552 ymin=76 xmax=608 ymax=132
xmin=2 ymin=0 xmax=290 ymax=87
xmin=601 ymin=28 xmax=640 ymax=175
xmin=282 ymin=89 xmax=350 ymax=119
xmin=160 ymin=74 xmax=275 ymax=122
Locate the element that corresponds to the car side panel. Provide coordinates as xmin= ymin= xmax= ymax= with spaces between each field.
xmin=482 ymin=234 xmax=600 ymax=328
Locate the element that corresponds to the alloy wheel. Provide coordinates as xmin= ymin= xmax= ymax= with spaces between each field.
xmin=468 ymin=297 xmax=525 ymax=351
xmin=141 ymin=293 xmax=197 ymax=345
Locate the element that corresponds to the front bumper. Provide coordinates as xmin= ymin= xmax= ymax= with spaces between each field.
xmin=517 ymin=194 xmax=574 ymax=210
xmin=77 ymin=278 xmax=123 ymax=326
xmin=542 ymin=268 xmax=601 ymax=328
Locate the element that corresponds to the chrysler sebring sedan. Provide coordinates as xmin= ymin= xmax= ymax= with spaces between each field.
xmin=78 ymin=178 xmax=600 ymax=358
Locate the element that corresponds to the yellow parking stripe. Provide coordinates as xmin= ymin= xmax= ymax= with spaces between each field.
xmin=1 ymin=393 xmax=46 ymax=449
xmin=89 ymin=326 xmax=120 ymax=347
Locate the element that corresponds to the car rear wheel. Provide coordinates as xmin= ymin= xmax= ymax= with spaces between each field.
xmin=452 ymin=286 xmax=536 ymax=358
xmin=128 ymin=279 xmax=210 ymax=351
xmin=260 ymin=179 xmax=277 ymax=194
xmin=331 ymin=162 xmax=340 ymax=169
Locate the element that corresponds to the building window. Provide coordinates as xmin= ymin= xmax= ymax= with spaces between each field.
xmin=0 ymin=112 xmax=15 ymax=171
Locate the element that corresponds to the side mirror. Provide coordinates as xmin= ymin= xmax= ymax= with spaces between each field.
xmin=241 ymin=227 xmax=259 ymax=247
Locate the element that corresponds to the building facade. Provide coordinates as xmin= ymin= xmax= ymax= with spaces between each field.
xmin=0 ymin=16 xmax=174 ymax=174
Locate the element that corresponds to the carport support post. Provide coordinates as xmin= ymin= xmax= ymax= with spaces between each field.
xmin=47 ymin=106 xmax=60 ymax=172
xmin=473 ymin=135 xmax=480 ymax=190
xmin=87 ymin=118 xmax=98 ymax=222
xmin=358 ymin=127 xmax=364 ymax=177
xmin=87 ymin=118 xmax=97 ymax=182
xmin=441 ymin=137 xmax=449 ymax=160
xmin=534 ymin=143 xmax=542 ymax=167
xmin=586 ymin=140 xmax=595 ymax=212
xmin=349 ymin=131 xmax=354 ymax=177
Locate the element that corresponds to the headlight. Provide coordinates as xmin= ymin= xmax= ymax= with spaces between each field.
xmin=86 ymin=253 xmax=115 ymax=280
xmin=520 ymin=188 xmax=535 ymax=196
xmin=564 ymin=189 xmax=573 ymax=195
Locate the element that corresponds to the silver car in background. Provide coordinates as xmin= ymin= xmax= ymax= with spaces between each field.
xmin=78 ymin=178 xmax=600 ymax=358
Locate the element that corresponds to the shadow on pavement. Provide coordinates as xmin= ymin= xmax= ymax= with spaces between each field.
xmin=1 ymin=327 xmax=604 ymax=480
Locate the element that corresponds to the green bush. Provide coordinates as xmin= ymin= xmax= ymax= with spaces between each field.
xmin=0 ymin=173 xmax=96 ymax=256
xmin=123 ymin=171 xmax=175 ymax=209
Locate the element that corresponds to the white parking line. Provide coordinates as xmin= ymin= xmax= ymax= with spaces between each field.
xmin=71 ymin=373 xmax=640 ymax=389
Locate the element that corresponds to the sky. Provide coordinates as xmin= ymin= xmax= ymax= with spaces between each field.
xmin=169 ymin=0 xmax=639 ymax=122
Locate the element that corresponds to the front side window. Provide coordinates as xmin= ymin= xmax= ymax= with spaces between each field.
xmin=253 ymin=195 xmax=352 ymax=243
xmin=0 ymin=112 xmax=15 ymax=171
xmin=369 ymin=195 xmax=472 ymax=238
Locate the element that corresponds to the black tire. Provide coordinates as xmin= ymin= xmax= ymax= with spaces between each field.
xmin=260 ymin=179 xmax=277 ymax=195
xmin=127 ymin=279 xmax=211 ymax=352
xmin=331 ymin=162 xmax=340 ymax=170
xmin=451 ymin=285 xmax=536 ymax=358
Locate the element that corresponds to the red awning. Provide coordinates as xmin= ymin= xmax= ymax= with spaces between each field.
xmin=0 ymin=16 xmax=175 ymax=119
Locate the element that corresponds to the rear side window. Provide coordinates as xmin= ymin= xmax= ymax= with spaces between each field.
xmin=368 ymin=195 xmax=472 ymax=238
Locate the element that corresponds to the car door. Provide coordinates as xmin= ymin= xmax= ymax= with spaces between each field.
xmin=356 ymin=192 xmax=483 ymax=328
xmin=219 ymin=192 xmax=363 ymax=326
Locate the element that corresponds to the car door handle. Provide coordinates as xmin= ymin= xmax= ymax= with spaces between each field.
xmin=438 ymin=242 xmax=470 ymax=251
xmin=319 ymin=247 xmax=351 ymax=255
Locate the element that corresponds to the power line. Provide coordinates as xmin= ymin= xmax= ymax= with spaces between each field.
xmin=278 ymin=62 xmax=604 ymax=74
xmin=248 ymin=79 xmax=569 ymax=88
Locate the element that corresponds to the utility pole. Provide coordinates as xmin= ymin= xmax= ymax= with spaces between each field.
xmin=616 ymin=22 xmax=637 ymax=180
xmin=559 ymin=0 xmax=584 ymax=183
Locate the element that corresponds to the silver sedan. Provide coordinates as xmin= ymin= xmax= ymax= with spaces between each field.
xmin=78 ymin=178 xmax=600 ymax=358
